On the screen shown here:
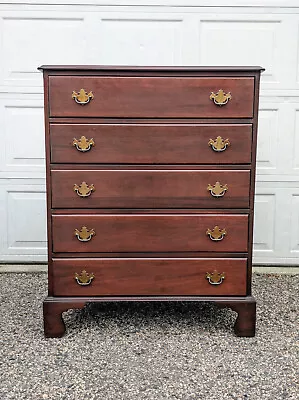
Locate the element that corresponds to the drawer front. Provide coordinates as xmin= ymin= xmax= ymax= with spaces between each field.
xmin=52 ymin=258 xmax=247 ymax=296
xmin=51 ymin=169 xmax=250 ymax=209
xmin=52 ymin=214 xmax=249 ymax=253
xmin=49 ymin=76 xmax=254 ymax=118
xmin=50 ymin=124 xmax=252 ymax=165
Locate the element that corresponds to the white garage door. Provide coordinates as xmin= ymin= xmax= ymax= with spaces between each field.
xmin=0 ymin=0 xmax=299 ymax=265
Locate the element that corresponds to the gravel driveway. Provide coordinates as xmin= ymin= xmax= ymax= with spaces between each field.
xmin=0 ymin=272 xmax=298 ymax=400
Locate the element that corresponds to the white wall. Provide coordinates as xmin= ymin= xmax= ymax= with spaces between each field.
xmin=0 ymin=1 xmax=299 ymax=264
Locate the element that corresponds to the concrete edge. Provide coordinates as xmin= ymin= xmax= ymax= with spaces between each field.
xmin=0 ymin=264 xmax=299 ymax=274
xmin=0 ymin=264 xmax=48 ymax=273
xmin=253 ymin=266 xmax=299 ymax=275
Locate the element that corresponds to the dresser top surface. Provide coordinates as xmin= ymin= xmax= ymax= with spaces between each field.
xmin=38 ymin=65 xmax=265 ymax=72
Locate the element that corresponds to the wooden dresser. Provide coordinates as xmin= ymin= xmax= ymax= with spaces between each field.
xmin=39 ymin=65 xmax=264 ymax=338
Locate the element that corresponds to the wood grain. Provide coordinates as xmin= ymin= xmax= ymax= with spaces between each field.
xmin=51 ymin=169 xmax=250 ymax=209
xmin=52 ymin=213 xmax=249 ymax=253
xmin=49 ymin=76 xmax=254 ymax=118
xmin=50 ymin=123 xmax=252 ymax=164
xmin=52 ymin=258 xmax=247 ymax=296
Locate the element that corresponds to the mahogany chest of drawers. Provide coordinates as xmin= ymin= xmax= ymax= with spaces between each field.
xmin=39 ymin=65 xmax=264 ymax=338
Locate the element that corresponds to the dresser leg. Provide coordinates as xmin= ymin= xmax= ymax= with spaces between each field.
xmin=43 ymin=299 xmax=86 ymax=338
xmin=216 ymin=297 xmax=256 ymax=337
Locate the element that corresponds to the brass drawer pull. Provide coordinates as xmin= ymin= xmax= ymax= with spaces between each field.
xmin=74 ymin=182 xmax=95 ymax=197
xmin=73 ymin=136 xmax=95 ymax=152
xmin=207 ymin=181 xmax=228 ymax=198
xmin=208 ymin=136 xmax=230 ymax=152
xmin=206 ymin=226 xmax=227 ymax=241
xmin=74 ymin=226 xmax=95 ymax=242
xmin=75 ymin=270 xmax=94 ymax=286
xmin=206 ymin=271 xmax=225 ymax=285
xmin=72 ymin=89 xmax=94 ymax=105
xmin=210 ymin=89 xmax=231 ymax=106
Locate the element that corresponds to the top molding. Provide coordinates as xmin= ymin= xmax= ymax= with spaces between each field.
xmin=38 ymin=65 xmax=265 ymax=72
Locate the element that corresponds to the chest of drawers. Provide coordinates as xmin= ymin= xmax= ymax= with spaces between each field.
xmin=39 ymin=65 xmax=264 ymax=338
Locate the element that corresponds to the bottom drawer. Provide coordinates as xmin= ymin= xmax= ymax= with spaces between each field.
xmin=52 ymin=258 xmax=247 ymax=296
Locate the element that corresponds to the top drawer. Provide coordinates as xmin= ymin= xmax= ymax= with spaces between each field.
xmin=48 ymin=76 xmax=254 ymax=118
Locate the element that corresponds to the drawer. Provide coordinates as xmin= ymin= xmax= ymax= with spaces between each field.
xmin=52 ymin=258 xmax=247 ymax=296
xmin=52 ymin=214 xmax=249 ymax=253
xmin=51 ymin=169 xmax=250 ymax=209
xmin=49 ymin=76 xmax=254 ymax=118
xmin=50 ymin=123 xmax=252 ymax=164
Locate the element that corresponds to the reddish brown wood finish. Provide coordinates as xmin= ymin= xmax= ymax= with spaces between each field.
xmin=49 ymin=76 xmax=254 ymax=118
xmin=51 ymin=169 xmax=250 ymax=209
xmin=50 ymin=124 xmax=252 ymax=164
xmin=52 ymin=214 xmax=249 ymax=253
xmin=43 ymin=295 xmax=256 ymax=338
xmin=52 ymin=258 xmax=247 ymax=296
xmin=246 ymin=72 xmax=262 ymax=295
xmin=42 ymin=67 xmax=54 ymax=296
xmin=40 ymin=66 xmax=263 ymax=338
xmin=217 ymin=299 xmax=256 ymax=337
xmin=43 ymin=300 xmax=86 ymax=338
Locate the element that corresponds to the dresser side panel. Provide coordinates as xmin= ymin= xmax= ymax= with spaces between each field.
xmin=247 ymin=72 xmax=263 ymax=294
xmin=42 ymin=71 xmax=53 ymax=296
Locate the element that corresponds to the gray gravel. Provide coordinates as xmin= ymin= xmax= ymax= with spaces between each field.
xmin=0 ymin=272 xmax=298 ymax=400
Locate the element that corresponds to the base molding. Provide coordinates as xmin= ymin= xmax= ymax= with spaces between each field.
xmin=43 ymin=295 xmax=256 ymax=338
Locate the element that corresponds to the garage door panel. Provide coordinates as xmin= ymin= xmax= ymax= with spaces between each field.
xmin=0 ymin=3 xmax=298 ymax=266
xmin=0 ymin=99 xmax=45 ymax=173
xmin=199 ymin=19 xmax=281 ymax=84
xmin=0 ymin=14 xmax=88 ymax=88
xmin=0 ymin=183 xmax=47 ymax=261
xmin=99 ymin=15 xmax=184 ymax=65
